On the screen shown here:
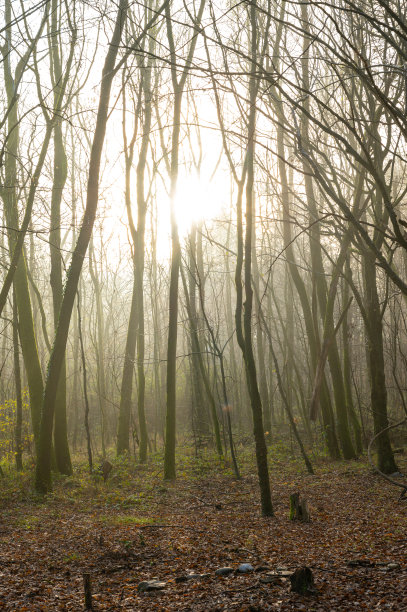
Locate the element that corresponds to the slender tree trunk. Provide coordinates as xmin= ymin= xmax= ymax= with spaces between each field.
xmin=342 ymin=257 xmax=363 ymax=454
xmin=235 ymin=0 xmax=273 ymax=516
xmin=13 ymin=290 xmax=23 ymax=471
xmin=224 ymin=223 xmax=241 ymax=420
xmin=150 ymin=201 xmax=164 ymax=441
xmin=300 ymin=0 xmax=355 ymax=459
xmin=117 ymin=73 xmax=139 ymax=455
xmin=70 ymin=141 xmax=80 ymax=451
xmin=48 ymin=0 xmax=73 ymax=475
xmin=252 ymin=233 xmax=271 ymax=439
xmin=187 ymin=227 xmax=210 ymax=438
xmin=50 ymin=117 xmax=71 ymax=474
xmin=163 ymin=0 xmax=206 ymax=479
xmin=117 ymin=269 xmax=138 ymax=455
xmin=89 ymin=241 xmax=107 ymax=456
xmin=71 ymin=299 xmax=80 ymax=451
xmin=35 ymin=0 xmax=128 ymax=492
xmin=180 ymin=264 xmax=223 ymax=456
xmin=275 ymin=115 xmax=339 ymax=458
xmin=219 ymin=353 xmax=240 ymax=478
xmin=164 ymin=88 xmax=182 ymax=480
xmin=134 ymin=42 xmax=155 ymax=462
xmin=1 ymin=3 xmax=45 ymax=447
xmin=77 ymin=291 xmax=93 ymax=473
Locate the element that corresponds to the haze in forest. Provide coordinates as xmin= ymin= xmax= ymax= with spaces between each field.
xmin=2 ymin=0 xmax=407 ymax=607
xmin=0 ymin=0 xmax=406 ymax=553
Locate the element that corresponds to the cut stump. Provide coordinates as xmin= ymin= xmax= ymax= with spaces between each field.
xmin=83 ymin=573 xmax=93 ymax=609
xmin=290 ymin=566 xmax=317 ymax=595
xmin=101 ymin=460 xmax=113 ymax=482
xmin=289 ymin=492 xmax=310 ymax=522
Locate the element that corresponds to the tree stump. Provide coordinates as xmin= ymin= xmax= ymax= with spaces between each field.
xmin=290 ymin=566 xmax=316 ymax=594
xmin=83 ymin=573 xmax=93 ymax=609
xmin=289 ymin=492 xmax=310 ymax=522
xmin=100 ymin=460 xmax=113 ymax=482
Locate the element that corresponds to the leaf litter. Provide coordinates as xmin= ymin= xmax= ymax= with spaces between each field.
xmin=0 ymin=452 xmax=406 ymax=611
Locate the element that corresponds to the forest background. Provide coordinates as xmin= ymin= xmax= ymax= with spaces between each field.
xmin=1 ymin=1 xmax=407 ymax=609
xmin=1 ymin=0 xmax=407 ymax=498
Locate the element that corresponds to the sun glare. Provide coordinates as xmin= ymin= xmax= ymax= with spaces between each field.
xmin=174 ymin=174 xmax=227 ymax=237
xmin=155 ymin=172 xmax=229 ymax=260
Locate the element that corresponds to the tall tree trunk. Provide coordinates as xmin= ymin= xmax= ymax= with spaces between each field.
xmin=117 ymin=270 xmax=138 ymax=455
xmin=77 ymin=290 xmax=93 ymax=473
xmin=224 ymin=221 xmax=241 ymax=419
xmin=1 ymin=0 xmax=46 ymax=449
xmin=275 ymin=118 xmax=339 ymax=458
xmin=117 ymin=73 xmax=139 ymax=456
xmin=180 ymin=264 xmax=223 ymax=456
xmin=342 ymin=256 xmax=363 ymax=454
xmin=70 ymin=141 xmax=80 ymax=451
xmin=13 ymin=290 xmax=23 ymax=471
xmin=164 ymin=86 xmax=183 ymax=480
xmin=35 ymin=0 xmax=128 ymax=492
xmin=89 ymin=241 xmax=107 ymax=456
xmin=363 ymin=252 xmax=397 ymax=474
xmin=134 ymin=38 xmax=155 ymax=462
xmin=150 ymin=200 xmax=164 ymax=441
xmin=252 ymin=232 xmax=271 ymax=440
xmin=300 ymin=1 xmax=355 ymax=459
xmin=187 ymin=227 xmax=210 ymax=438
xmin=163 ymin=0 xmax=206 ymax=479
xmin=48 ymin=0 xmax=72 ymax=475
xmin=235 ymin=0 xmax=273 ymax=516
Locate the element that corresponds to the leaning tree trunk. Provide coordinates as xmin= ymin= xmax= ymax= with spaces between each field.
xmin=35 ymin=0 xmax=128 ymax=493
xmin=271 ymin=67 xmax=339 ymax=458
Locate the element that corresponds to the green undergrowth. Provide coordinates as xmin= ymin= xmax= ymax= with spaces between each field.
xmin=0 ymin=440 xmax=396 ymax=522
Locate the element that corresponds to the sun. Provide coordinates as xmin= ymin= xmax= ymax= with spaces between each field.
xmin=153 ymin=170 xmax=230 ymax=261
xmin=174 ymin=173 xmax=228 ymax=238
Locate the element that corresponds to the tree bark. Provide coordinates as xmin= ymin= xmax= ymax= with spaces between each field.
xmin=235 ymin=0 xmax=273 ymax=516
xmin=363 ymin=252 xmax=397 ymax=474
xmin=35 ymin=0 xmax=128 ymax=492
xmin=1 ymin=0 xmax=47 ymax=448
xmin=13 ymin=290 xmax=23 ymax=471
xmin=163 ymin=0 xmax=206 ymax=479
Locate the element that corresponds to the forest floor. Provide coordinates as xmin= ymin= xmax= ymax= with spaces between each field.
xmin=0 ymin=444 xmax=406 ymax=611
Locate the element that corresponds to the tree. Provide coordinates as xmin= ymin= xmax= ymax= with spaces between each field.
xmin=0 ymin=0 xmax=50 ymax=450
xmin=234 ymin=0 xmax=273 ymax=516
xmin=35 ymin=0 xmax=129 ymax=492
xmin=163 ymin=0 xmax=206 ymax=480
